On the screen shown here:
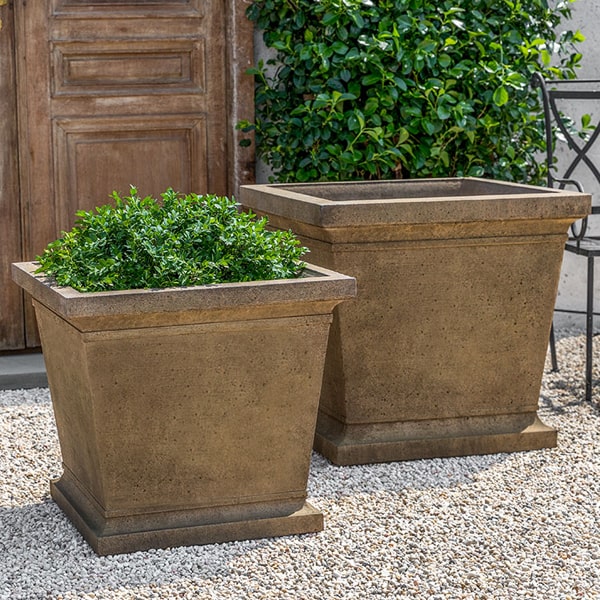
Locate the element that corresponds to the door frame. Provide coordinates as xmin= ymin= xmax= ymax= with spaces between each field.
xmin=0 ymin=0 xmax=25 ymax=350
xmin=226 ymin=0 xmax=256 ymax=198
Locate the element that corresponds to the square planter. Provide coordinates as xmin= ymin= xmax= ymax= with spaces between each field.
xmin=11 ymin=261 xmax=356 ymax=555
xmin=241 ymin=178 xmax=590 ymax=465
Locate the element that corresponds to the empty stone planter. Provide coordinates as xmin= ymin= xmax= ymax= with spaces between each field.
xmin=241 ymin=178 xmax=590 ymax=465
xmin=11 ymin=261 xmax=356 ymax=555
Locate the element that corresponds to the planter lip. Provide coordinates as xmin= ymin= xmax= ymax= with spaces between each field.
xmin=11 ymin=261 xmax=356 ymax=320
xmin=241 ymin=176 xmax=591 ymax=228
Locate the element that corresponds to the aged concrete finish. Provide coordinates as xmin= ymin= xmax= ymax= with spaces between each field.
xmin=11 ymin=262 xmax=356 ymax=555
xmin=241 ymin=178 xmax=591 ymax=465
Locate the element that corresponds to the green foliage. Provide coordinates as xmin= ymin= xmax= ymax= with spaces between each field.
xmin=35 ymin=188 xmax=308 ymax=292
xmin=239 ymin=0 xmax=584 ymax=184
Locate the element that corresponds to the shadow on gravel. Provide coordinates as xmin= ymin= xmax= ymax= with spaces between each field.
xmin=307 ymin=449 xmax=511 ymax=499
xmin=0 ymin=498 xmax=274 ymax=600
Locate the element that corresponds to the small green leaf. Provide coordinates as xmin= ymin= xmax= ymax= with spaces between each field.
xmin=332 ymin=41 xmax=349 ymax=55
xmin=362 ymin=73 xmax=381 ymax=86
xmin=541 ymin=49 xmax=551 ymax=66
xmin=582 ymin=113 xmax=592 ymax=129
xmin=422 ymin=119 xmax=437 ymax=135
xmin=492 ymin=86 xmax=509 ymax=107
xmin=437 ymin=105 xmax=452 ymax=120
xmin=322 ymin=12 xmax=338 ymax=26
xmin=438 ymin=54 xmax=452 ymax=68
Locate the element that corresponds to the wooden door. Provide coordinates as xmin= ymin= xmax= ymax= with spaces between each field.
xmin=2 ymin=0 xmax=254 ymax=349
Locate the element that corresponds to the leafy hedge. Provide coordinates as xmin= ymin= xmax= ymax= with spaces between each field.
xmin=239 ymin=0 xmax=584 ymax=184
xmin=36 ymin=188 xmax=307 ymax=292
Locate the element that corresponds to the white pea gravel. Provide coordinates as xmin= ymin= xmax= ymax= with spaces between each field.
xmin=1 ymin=331 xmax=599 ymax=600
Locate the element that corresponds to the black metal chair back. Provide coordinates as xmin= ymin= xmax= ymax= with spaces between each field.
xmin=532 ymin=73 xmax=600 ymax=402
xmin=533 ymin=72 xmax=600 ymax=240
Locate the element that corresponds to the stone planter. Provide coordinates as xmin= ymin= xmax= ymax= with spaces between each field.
xmin=11 ymin=261 xmax=356 ymax=555
xmin=241 ymin=178 xmax=590 ymax=465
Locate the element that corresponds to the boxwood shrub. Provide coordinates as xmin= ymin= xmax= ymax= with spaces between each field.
xmin=35 ymin=188 xmax=308 ymax=292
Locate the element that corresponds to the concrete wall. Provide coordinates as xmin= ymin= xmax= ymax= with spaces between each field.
xmin=552 ymin=0 xmax=600 ymax=330
xmin=571 ymin=0 xmax=600 ymax=81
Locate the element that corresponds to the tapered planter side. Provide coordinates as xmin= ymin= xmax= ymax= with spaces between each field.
xmin=12 ymin=261 xmax=356 ymax=555
xmin=241 ymin=178 xmax=591 ymax=465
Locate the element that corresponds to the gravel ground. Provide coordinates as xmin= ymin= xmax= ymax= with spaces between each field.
xmin=0 ymin=331 xmax=599 ymax=600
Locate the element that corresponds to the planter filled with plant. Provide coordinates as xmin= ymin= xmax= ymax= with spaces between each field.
xmin=241 ymin=178 xmax=590 ymax=465
xmin=11 ymin=187 xmax=356 ymax=555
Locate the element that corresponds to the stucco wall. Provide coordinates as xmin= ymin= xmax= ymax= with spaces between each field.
xmin=553 ymin=0 xmax=600 ymax=329
xmin=571 ymin=0 xmax=600 ymax=82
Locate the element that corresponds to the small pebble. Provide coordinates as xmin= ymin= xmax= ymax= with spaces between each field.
xmin=0 ymin=330 xmax=598 ymax=599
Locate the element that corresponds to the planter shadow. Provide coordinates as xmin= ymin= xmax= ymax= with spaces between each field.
xmin=241 ymin=177 xmax=591 ymax=465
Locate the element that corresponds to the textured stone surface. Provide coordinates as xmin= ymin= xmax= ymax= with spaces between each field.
xmin=11 ymin=262 xmax=356 ymax=554
xmin=241 ymin=177 xmax=591 ymax=464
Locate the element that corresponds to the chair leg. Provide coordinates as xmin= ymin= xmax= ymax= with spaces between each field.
xmin=549 ymin=322 xmax=558 ymax=372
xmin=585 ymin=256 xmax=594 ymax=402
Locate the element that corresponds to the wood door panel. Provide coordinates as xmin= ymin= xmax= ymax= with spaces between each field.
xmin=52 ymin=0 xmax=203 ymax=18
xmin=53 ymin=115 xmax=208 ymax=227
xmin=52 ymin=40 xmax=206 ymax=95
xmin=17 ymin=0 xmax=225 ymax=257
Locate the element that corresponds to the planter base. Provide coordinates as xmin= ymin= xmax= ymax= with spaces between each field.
xmin=314 ymin=412 xmax=557 ymax=465
xmin=51 ymin=471 xmax=324 ymax=556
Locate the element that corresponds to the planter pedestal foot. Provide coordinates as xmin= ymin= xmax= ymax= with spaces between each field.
xmin=314 ymin=412 xmax=557 ymax=466
xmin=51 ymin=472 xmax=324 ymax=556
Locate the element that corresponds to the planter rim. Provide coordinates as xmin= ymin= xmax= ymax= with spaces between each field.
xmin=241 ymin=177 xmax=591 ymax=228
xmin=11 ymin=261 xmax=356 ymax=320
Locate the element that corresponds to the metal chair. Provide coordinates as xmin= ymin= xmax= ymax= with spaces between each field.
xmin=533 ymin=73 xmax=600 ymax=402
